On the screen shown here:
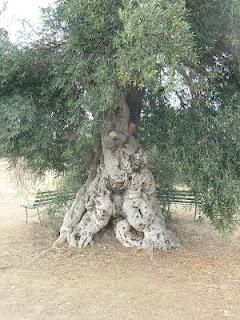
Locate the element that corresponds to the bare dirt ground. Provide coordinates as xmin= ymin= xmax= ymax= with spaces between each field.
xmin=0 ymin=159 xmax=240 ymax=320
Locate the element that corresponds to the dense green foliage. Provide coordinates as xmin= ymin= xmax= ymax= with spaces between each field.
xmin=0 ymin=0 xmax=240 ymax=232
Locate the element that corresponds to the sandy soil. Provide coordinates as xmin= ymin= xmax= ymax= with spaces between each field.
xmin=0 ymin=159 xmax=240 ymax=320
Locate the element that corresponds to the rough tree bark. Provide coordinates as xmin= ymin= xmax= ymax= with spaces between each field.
xmin=54 ymin=97 xmax=179 ymax=251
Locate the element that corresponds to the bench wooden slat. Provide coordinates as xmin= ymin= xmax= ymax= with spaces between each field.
xmin=35 ymin=194 xmax=58 ymax=199
xmin=32 ymin=200 xmax=55 ymax=206
xmin=161 ymin=200 xmax=201 ymax=205
xmin=158 ymin=195 xmax=195 ymax=199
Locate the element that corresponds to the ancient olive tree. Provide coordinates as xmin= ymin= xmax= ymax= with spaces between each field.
xmin=54 ymin=95 xmax=180 ymax=250
xmin=1 ymin=0 xmax=240 ymax=248
xmin=52 ymin=0 xmax=194 ymax=250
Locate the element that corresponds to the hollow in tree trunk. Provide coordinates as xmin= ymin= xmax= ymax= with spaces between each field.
xmin=54 ymin=98 xmax=179 ymax=251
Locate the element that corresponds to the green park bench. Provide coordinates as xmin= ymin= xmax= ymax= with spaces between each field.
xmin=21 ymin=190 xmax=75 ymax=224
xmin=157 ymin=188 xmax=202 ymax=221
xmin=21 ymin=188 xmax=202 ymax=225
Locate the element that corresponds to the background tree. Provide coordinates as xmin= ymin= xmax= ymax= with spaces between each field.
xmin=0 ymin=0 xmax=240 ymax=248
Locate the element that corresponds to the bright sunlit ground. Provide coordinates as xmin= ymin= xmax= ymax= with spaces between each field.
xmin=0 ymin=159 xmax=240 ymax=320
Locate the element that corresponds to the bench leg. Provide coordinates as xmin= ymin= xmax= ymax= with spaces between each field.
xmin=25 ymin=208 xmax=28 ymax=224
xmin=194 ymin=205 xmax=198 ymax=221
xmin=167 ymin=202 xmax=171 ymax=215
xmin=37 ymin=208 xmax=42 ymax=225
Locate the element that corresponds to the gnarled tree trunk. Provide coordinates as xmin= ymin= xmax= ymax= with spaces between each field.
xmin=54 ymin=98 xmax=179 ymax=251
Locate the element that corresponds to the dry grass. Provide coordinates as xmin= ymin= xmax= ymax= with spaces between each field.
xmin=0 ymin=159 xmax=240 ymax=320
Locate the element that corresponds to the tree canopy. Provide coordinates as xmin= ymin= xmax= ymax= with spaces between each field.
xmin=0 ymin=0 xmax=240 ymax=232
